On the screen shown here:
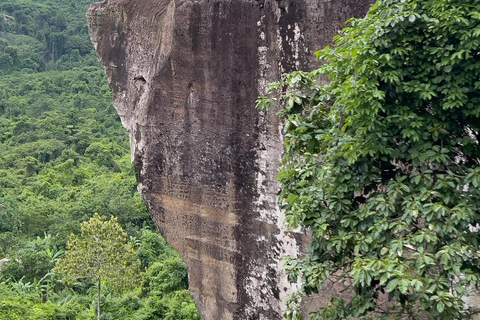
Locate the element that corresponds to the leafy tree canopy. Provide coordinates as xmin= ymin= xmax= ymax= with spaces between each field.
xmin=54 ymin=213 xmax=141 ymax=320
xmin=259 ymin=0 xmax=480 ymax=319
xmin=54 ymin=213 xmax=141 ymax=289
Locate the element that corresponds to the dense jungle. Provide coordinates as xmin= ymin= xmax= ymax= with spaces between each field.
xmin=0 ymin=0 xmax=200 ymax=319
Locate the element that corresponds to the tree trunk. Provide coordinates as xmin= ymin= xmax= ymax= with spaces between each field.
xmin=97 ymin=277 xmax=101 ymax=320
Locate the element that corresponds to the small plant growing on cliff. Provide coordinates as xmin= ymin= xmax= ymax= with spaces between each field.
xmin=258 ymin=0 xmax=480 ymax=319
xmin=54 ymin=213 xmax=141 ymax=320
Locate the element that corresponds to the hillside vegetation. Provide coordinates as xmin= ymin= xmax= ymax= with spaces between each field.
xmin=0 ymin=1 xmax=199 ymax=319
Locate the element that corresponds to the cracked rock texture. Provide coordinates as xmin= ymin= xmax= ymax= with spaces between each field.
xmin=87 ymin=1 xmax=372 ymax=319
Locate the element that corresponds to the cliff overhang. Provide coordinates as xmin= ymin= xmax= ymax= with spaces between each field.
xmin=87 ymin=1 xmax=372 ymax=319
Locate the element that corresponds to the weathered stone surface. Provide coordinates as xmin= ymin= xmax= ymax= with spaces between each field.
xmin=87 ymin=1 xmax=372 ymax=319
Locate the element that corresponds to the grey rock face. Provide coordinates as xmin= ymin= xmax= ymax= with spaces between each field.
xmin=87 ymin=1 xmax=372 ymax=319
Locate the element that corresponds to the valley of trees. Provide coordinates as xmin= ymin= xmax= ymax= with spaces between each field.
xmin=0 ymin=0 xmax=200 ymax=319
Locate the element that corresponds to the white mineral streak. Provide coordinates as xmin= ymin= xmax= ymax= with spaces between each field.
xmin=257 ymin=45 xmax=270 ymax=99
xmin=257 ymin=15 xmax=270 ymax=95
xmin=293 ymin=23 xmax=302 ymax=69
xmin=248 ymin=9 xmax=303 ymax=316
xmin=250 ymin=107 xmax=302 ymax=315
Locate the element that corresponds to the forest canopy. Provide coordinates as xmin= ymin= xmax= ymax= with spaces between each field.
xmin=0 ymin=0 xmax=200 ymax=319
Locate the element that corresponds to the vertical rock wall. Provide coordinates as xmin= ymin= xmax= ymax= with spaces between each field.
xmin=87 ymin=1 xmax=372 ymax=319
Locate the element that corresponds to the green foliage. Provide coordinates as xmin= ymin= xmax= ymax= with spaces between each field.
xmin=1 ymin=233 xmax=63 ymax=283
xmin=0 ymin=0 xmax=200 ymax=318
xmin=134 ymin=229 xmax=178 ymax=271
xmin=0 ymin=229 xmax=200 ymax=320
xmin=55 ymin=214 xmax=141 ymax=320
xmin=135 ymin=230 xmax=199 ymax=320
xmin=0 ymin=281 xmax=96 ymax=320
xmin=89 ymin=229 xmax=199 ymax=320
xmin=0 ymin=66 xmax=152 ymax=241
xmin=259 ymin=0 xmax=480 ymax=319
xmin=54 ymin=214 xmax=141 ymax=290
xmin=145 ymin=259 xmax=189 ymax=296
xmin=0 ymin=0 xmax=96 ymax=73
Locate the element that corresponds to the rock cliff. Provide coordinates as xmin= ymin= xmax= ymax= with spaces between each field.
xmin=87 ymin=1 xmax=372 ymax=319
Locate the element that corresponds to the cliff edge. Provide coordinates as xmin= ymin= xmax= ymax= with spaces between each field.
xmin=87 ymin=1 xmax=372 ymax=319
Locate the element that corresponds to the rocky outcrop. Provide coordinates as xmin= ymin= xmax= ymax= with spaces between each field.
xmin=87 ymin=1 xmax=372 ymax=319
